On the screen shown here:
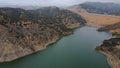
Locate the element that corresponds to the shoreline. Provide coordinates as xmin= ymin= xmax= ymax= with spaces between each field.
xmin=96 ymin=30 xmax=120 ymax=68
xmin=0 ymin=24 xmax=84 ymax=63
xmin=96 ymin=46 xmax=120 ymax=68
xmin=1 ymin=24 xmax=115 ymax=68
xmin=98 ymin=51 xmax=113 ymax=68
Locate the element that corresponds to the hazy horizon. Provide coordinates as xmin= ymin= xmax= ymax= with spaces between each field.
xmin=0 ymin=0 xmax=120 ymax=7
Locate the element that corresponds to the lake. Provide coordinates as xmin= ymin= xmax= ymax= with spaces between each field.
xmin=0 ymin=26 xmax=112 ymax=68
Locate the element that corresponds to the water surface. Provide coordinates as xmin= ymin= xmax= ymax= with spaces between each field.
xmin=0 ymin=26 xmax=111 ymax=68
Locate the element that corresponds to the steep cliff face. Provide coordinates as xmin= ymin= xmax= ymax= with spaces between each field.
xmin=0 ymin=7 xmax=86 ymax=62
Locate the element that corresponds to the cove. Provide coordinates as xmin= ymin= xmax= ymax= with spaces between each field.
xmin=0 ymin=26 xmax=112 ymax=68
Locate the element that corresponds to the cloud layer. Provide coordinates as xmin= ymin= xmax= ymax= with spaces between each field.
xmin=0 ymin=0 xmax=120 ymax=7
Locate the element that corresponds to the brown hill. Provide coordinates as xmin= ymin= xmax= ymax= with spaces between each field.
xmin=0 ymin=7 xmax=86 ymax=62
xmin=68 ymin=5 xmax=120 ymax=26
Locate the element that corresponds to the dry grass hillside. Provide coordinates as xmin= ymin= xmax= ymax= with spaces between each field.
xmin=68 ymin=5 xmax=120 ymax=26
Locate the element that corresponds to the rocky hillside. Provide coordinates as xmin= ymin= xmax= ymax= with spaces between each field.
xmin=96 ymin=22 xmax=120 ymax=68
xmin=30 ymin=6 xmax=86 ymax=28
xmin=0 ymin=7 xmax=86 ymax=62
xmin=96 ymin=38 xmax=120 ymax=68
xmin=80 ymin=2 xmax=120 ymax=16
xmin=98 ymin=22 xmax=120 ymax=30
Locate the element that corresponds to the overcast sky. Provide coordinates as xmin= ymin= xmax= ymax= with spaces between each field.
xmin=0 ymin=0 xmax=120 ymax=7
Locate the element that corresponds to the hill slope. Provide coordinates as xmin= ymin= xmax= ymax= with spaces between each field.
xmin=0 ymin=7 xmax=86 ymax=62
xmin=68 ymin=4 xmax=120 ymax=26
xmin=96 ymin=23 xmax=120 ymax=68
xmin=80 ymin=2 xmax=120 ymax=15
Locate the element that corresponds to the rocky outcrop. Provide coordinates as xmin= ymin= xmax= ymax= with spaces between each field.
xmin=0 ymin=7 xmax=86 ymax=62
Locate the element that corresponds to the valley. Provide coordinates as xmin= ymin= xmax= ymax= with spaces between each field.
xmin=0 ymin=2 xmax=120 ymax=68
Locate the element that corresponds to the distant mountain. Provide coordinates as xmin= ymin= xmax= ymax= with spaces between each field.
xmin=80 ymin=2 xmax=120 ymax=15
xmin=68 ymin=2 xmax=120 ymax=26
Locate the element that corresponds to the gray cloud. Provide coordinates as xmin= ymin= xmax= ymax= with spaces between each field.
xmin=0 ymin=0 xmax=120 ymax=7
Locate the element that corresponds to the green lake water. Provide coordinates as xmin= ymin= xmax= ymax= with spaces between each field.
xmin=0 ymin=26 xmax=112 ymax=68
